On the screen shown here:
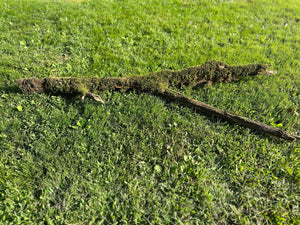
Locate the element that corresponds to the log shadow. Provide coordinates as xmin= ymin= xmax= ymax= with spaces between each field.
xmin=0 ymin=84 xmax=23 ymax=94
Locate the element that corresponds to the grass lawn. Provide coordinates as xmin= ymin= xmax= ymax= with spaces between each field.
xmin=0 ymin=0 xmax=299 ymax=224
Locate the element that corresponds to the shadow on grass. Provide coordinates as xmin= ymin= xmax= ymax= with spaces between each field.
xmin=0 ymin=84 xmax=23 ymax=94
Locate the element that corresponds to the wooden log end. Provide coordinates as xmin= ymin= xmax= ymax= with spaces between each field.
xmin=15 ymin=78 xmax=45 ymax=94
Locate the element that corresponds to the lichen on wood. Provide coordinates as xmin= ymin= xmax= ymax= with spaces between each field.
xmin=16 ymin=60 xmax=299 ymax=141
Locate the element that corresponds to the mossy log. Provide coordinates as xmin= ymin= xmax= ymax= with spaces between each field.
xmin=15 ymin=60 xmax=299 ymax=141
xmin=16 ymin=60 xmax=272 ymax=96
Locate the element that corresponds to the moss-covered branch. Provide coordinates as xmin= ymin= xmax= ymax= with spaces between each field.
xmin=16 ymin=60 xmax=273 ymax=96
xmin=15 ymin=60 xmax=299 ymax=141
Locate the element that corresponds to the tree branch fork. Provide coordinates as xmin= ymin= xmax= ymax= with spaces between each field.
xmin=15 ymin=60 xmax=299 ymax=141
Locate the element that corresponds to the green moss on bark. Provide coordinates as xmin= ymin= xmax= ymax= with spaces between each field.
xmin=16 ymin=60 xmax=271 ymax=97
